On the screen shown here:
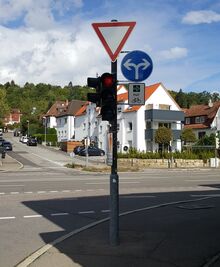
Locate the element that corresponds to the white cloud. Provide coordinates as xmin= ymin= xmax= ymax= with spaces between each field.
xmin=159 ymin=47 xmax=188 ymax=60
xmin=182 ymin=10 xmax=220 ymax=24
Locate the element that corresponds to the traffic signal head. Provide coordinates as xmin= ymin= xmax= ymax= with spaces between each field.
xmin=87 ymin=76 xmax=101 ymax=107
xmin=100 ymin=73 xmax=117 ymax=122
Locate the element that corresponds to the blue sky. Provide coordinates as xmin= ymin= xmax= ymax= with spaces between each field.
xmin=0 ymin=0 xmax=219 ymax=93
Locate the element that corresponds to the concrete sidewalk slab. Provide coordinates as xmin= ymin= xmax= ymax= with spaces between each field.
xmin=0 ymin=153 xmax=23 ymax=171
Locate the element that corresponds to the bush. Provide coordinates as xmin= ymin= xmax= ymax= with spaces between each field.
xmin=118 ymin=149 xmax=215 ymax=160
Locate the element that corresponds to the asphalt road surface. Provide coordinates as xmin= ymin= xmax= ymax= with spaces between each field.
xmin=1 ymin=133 xmax=220 ymax=267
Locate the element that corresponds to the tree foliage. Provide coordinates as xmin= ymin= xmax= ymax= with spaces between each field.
xmin=181 ymin=128 xmax=197 ymax=143
xmin=170 ymin=89 xmax=220 ymax=108
xmin=155 ymin=127 xmax=172 ymax=145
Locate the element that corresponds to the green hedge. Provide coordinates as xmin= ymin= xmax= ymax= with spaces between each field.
xmin=33 ymin=134 xmax=57 ymax=145
xmin=118 ymin=148 xmax=215 ymax=161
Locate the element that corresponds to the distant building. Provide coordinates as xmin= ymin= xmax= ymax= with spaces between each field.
xmin=4 ymin=109 xmax=21 ymax=125
xmin=183 ymin=100 xmax=220 ymax=139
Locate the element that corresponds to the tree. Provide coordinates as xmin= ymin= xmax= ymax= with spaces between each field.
xmin=0 ymin=88 xmax=10 ymax=119
xmin=155 ymin=127 xmax=172 ymax=153
xmin=181 ymin=128 xmax=196 ymax=144
xmin=175 ymin=89 xmax=188 ymax=108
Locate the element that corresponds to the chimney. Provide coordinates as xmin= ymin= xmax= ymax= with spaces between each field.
xmin=208 ymin=99 xmax=213 ymax=108
xmin=65 ymin=99 xmax=69 ymax=106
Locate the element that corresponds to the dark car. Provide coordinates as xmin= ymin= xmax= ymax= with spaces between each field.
xmin=73 ymin=145 xmax=85 ymax=155
xmin=27 ymin=138 xmax=37 ymax=146
xmin=78 ymin=146 xmax=105 ymax=156
xmin=2 ymin=141 xmax=12 ymax=151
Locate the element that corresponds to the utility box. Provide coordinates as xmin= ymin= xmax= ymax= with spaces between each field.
xmin=210 ymin=158 xmax=219 ymax=168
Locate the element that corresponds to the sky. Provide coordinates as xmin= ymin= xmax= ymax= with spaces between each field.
xmin=0 ymin=0 xmax=219 ymax=93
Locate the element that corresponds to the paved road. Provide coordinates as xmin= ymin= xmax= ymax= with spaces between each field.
xmin=1 ymin=133 xmax=220 ymax=266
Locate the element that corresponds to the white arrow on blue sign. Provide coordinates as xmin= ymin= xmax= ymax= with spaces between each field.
xmin=121 ymin=50 xmax=153 ymax=82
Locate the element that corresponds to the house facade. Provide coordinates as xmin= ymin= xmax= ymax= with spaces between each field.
xmin=73 ymin=83 xmax=184 ymax=153
xmin=184 ymin=100 xmax=220 ymax=139
xmin=4 ymin=109 xmax=21 ymax=125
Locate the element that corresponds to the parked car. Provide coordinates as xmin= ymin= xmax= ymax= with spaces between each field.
xmin=73 ymin=145 xmax=85 ymax=155
xmin=78 ymin=146 xmax=105 ymax=156
xmin=27 ymin=138 xmax=37 ymax=146
xmin=20 ymin=136 xmax=28 ymax=143
xmin=2 ymin=141 xmax=12 ymax=151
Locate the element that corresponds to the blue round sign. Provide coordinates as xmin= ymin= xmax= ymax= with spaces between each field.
xmin=121 ymin=50 xmax=153 ymax=82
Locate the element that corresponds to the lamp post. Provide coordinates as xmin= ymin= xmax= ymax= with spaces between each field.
xmin=43 ymin=117 xmax=47 ymax=145
xmin=26 ymin=120 xmax=29 ymax=137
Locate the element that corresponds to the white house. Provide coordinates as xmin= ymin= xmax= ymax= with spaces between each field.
xmin=74 ymin=82 xmax=184 ymax=153
xmin=55 ymin=100 xmax=86 ymax=142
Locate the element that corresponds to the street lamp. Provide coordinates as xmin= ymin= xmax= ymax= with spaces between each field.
xmin=43 ymin=117 xmax=47 ymax=145
xmin=26 ymin=120 xmax=29 ymax=137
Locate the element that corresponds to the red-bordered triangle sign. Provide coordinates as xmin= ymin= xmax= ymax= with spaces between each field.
xmin=92 ymin=21 xmax=136 ymax=62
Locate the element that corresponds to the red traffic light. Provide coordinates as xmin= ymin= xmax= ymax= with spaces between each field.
xmin=101 ymin=73 xmax=116 ymax=88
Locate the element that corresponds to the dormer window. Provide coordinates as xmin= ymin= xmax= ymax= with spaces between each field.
xmin=195 ymin=117 xmax=200 ymax=123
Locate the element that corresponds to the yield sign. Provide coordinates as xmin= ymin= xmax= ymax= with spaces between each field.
xmin=92 ymin=21 xmax=136 ymax=62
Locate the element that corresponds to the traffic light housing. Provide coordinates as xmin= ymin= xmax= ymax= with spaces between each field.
xmin=87 ymin=72 xmax=117 ymax=122
xmin=87 ymin=76 xmax=101 ymax=107
xmin=100 ymin=72 xmax=117 ymax=122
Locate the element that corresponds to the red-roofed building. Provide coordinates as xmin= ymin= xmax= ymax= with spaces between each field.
xmin=74 ymin=83 xmax=184 ymax=153
xmin=4 ymin=109 xmax=21 ymax=125
xmin=184 ymin=100 xmax=220 ymax=139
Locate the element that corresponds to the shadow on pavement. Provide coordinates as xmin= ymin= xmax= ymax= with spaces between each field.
xmin=21 ymin=184 xmax=220 ymax=267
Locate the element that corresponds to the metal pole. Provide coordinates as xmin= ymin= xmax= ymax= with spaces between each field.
xmin=109 ymin=59 xmax=119 ymax=246
xmin=43 ymin=117 xmax=46 ymax=145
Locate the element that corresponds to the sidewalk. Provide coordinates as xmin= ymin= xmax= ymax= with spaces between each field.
xmin=17 ymin=198 xmax=220 ymax=267
xmin=0 ymin=153 xmax=23 ymax=171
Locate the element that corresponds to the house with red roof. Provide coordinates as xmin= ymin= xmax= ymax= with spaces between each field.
xmin=184 ymin=100 xmax=220 ymax=139
xmin=4 ymin=109 xmax=21 ymax=125
xmin=74 ymin=83 xmax=184 ymax=152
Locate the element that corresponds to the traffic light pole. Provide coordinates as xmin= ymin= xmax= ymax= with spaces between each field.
xmin=109 ymin=60 xmax=119 ymax=246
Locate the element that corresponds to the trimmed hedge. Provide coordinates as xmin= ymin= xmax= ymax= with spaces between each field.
xmin=118 ymin=148 xmax=215 ymax=161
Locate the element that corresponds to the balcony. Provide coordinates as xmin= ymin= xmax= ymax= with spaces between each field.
xmin=145 ymin=129 xmax=181 ymax=141
xmin=145 ymin=109 xmax=184 ymax=122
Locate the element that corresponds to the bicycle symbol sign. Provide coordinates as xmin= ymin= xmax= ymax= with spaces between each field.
xmin=128 ymin=83 xmax=145 ymax=105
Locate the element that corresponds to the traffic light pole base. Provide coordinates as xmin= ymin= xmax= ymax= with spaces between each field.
xmin=109 ymin=173 xmax=119 ymax=246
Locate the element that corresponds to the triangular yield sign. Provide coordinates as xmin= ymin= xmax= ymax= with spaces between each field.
xmin=92 ymin=21 xmax=136 ymax=62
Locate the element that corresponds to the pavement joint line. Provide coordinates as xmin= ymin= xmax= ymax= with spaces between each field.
xmin=51 ymin=213 xmax=69 ymax=216
xmin=16 ymin=195 xmax=215 ymax=267
xmin=78 ymin=211 xmax=95 ymax=214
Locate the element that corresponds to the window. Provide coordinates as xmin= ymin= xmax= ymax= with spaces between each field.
xmin=117 ymin=106 xmax=122 ymax=113
xmin=95 ymin=121 xmax=98 ymax=128
xmin=128 ymin=122 xmax=132 ymax=131
xmin=83 ymin=123 xmax=86 ymax=130
xmin=159 ymin=123 xmax=171 ymax=128
xmin=117 ymin=124 xmax=120 ymax=131
xmin=159 ymin=104 xmax=170 ymax=110
xmin=185 ymin=118 xmax=190 ymax=124
xmin=145 ymin=104 xmax=153 ymax=110
xmin=146 ymin=121 xmax=152 ymax=129
xmin=198 ymin=131 xmax=206 ymax=139
xmin=64 ymin=118 xmax=67 ymax=123
xmin=195 ymin=117 xmax=200 ymax=123
xmin=99 ymin=125 xmax=102 ymax=133
xmin=200 ymin=116 xmax=205 ymax=123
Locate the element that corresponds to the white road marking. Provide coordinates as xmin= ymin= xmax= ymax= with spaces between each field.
xmin=191 ymin=194 xmax=220 ymax=197
xmin=31 ymin=153 xmax=64 ymax=166
xmin=37 ymin=191 xmax=46 ymax=194
xmin=49 ymin=191 xmax=58 ymax=193
xmin=10 ymin=192 xmax=19 ymax=194
xmin=121 ymin=195 xmax=156 ymax=198
xmin=24 ymin=192 xmax=33 ymax=194
xmin=101 ymin=210 xmax=110 ymax=213
xmin=51 ymin=213 xmax=69 ymax=216
xmin=78 ymin=211 xmax=95 ymax=214
xmin=0 ymin=185 xmax=24 ymax=187
xmin=0 ymin=216 xmax=16 ymax=220
xmin=23 ymin=215 xmax=43 ymax=218
xmin=186 ymin=179 xmax=220 ymax=182
xmin=0 ymin=192 xmax=5 ymax=195
xmin=62 ymin=190 xmax=71 ymax=193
